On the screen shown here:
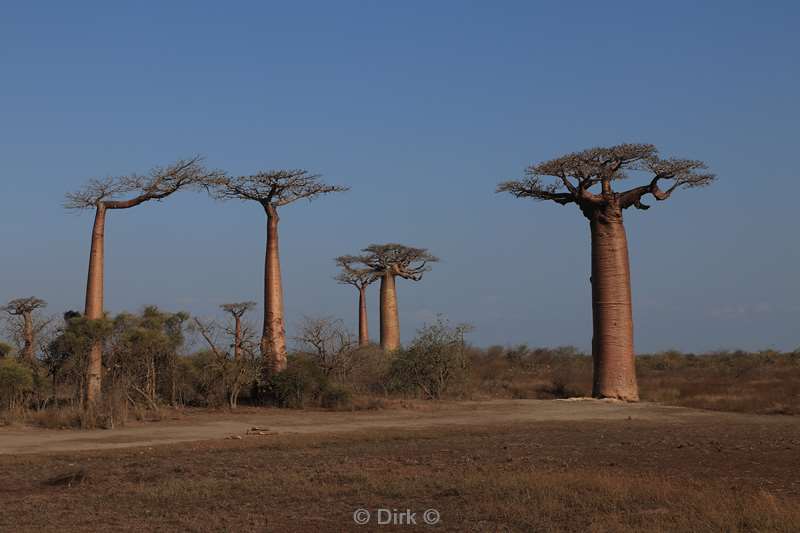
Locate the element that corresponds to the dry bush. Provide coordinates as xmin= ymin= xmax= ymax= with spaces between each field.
xmin=0 ymin=358 xmax=34 ymax=413
xmin=26 ymin=405 xmax=83 ymax=429
xmin=255 ymin=355 xmax=351 ymax=409
xmin=462 ymin=346 xmax=800 ymax=414
xmin=386 ymin=319 xmax=471 ymax=399
xmin=637 ymin=350 xmax=800 ymax=414
xmin=466 ymin=345 xmax=592 ymax=400
xmin=337 ymin=344 xmax=391 ymax=394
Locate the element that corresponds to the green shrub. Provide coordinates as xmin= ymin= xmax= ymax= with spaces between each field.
xmin=320 ymin=385 xmax=352 ymax=409
xmin=256 ymin=356 xmax=329 ymax=408
xmin=0 ymin=341 xmax=14 ymax=358
xmin=343 ymin=344 xmax=392 ymax=394
xmin=387 ymin=318 xmax=471 ymax=399
xmin=0 ymin=359 xmax=34 ymax=410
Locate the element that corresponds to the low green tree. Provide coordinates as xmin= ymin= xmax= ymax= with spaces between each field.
xmin=0 ymin=359 xmax=34 ymax=410
xmin=388 ymin=318 xmax=472 ymax=399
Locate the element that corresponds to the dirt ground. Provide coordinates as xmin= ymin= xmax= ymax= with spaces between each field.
xmin=0 ymin=399 xmax=731 ymax=455
xmin=2 ymin=400 xmax=799 ymax=532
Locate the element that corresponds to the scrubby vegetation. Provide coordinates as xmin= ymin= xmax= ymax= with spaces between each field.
xmin=1 ymin=306 xmax=798 ymax=428
xmin=469 ymin=345 xmax=800 ymax=414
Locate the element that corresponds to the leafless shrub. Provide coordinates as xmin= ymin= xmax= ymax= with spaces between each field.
xmin=292 ymin=316 xmax=356 ymax=379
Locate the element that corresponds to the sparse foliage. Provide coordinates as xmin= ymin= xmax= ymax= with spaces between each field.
xmin=335 ymin=255 xmax=378 ymax=289
xmin=2 ymin=297 xmax=51 ymax=361
xmin=208 ymin=169 xmax=348 ymax=207
xmin=66 ymin=156 xmax=222 ymax=409
xmin=361 ymin=244 xmax=438 ymax=280
xmin=335 ymin=255 xmax=379 ymax=346
xmin=498 ymin=143 xmax=715 ymax=401
xmin=208 ymin=170 xmax=348 ymax=374
xmin=191 ymin=304 xmax=259 ymax=408
xmin=388 ymin=318 xmax=472 ymax=399
xmin=0 ymin=358 xmax=34 ymax=411
xmin=65 ymin=156 xmax=223 ymax=210
xmin=359 ymin=243 xmax=439 ymax=351
xmin=497 ymin=143 xmax=714 ymax=212
xmin=293 ymin=316 xmax=356 ymax=378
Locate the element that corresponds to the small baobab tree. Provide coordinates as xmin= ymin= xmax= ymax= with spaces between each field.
xmin=361 ymin=244 xmax=439 ymax=351
xmin=209 ymin=170 xmax=348 ymax=374
xmin=192 ymin=304 xmax=258 ymax=409
xmin=65 ymin=156 xmax=220 ymax=408
xmin=334 ymin=255 xmax=378 ymax=346
xmin=498 ymin=143 xmax=715 ymax=401
xmin=2 ymin=297 xmax=49 ymax=362
xmin=220 ymin=302 xmax=257 ymax=361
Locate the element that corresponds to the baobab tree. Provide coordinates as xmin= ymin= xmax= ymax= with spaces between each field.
xmin=209 ymin=170 xmax=348 ymax=374
xmin=334 ymin=255 xmax=378 ymax=346
xmin=221 ymin=302 xmax=256 ymax=361
xmin=193 ymin=303 xmax=258 ymax=408
xmin=361 ymin=243 xmax=438 ymax=351
xmin=498 ymin=143 xmax=715 ymax=401
xmin=65 ymin=156 xmax=220 ymax=408
xmin=2 ymin=297 xmax=49 ymax=362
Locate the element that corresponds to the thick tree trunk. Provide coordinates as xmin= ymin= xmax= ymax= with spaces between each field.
xmin=589 ymin=206 xmax=639 ymax=401
xmin=234 ymin=316 xmax=243 ymax=360
xmin=358 ymin=286 xmax=369 ymax=346
xmin=379 ymin=273 xmax=400 ymax=351
xmin=84 ymin=205 xmax=107 ymax=406
xmin=261 ymin=206 xmax=288 ymax=373
xmin=22 ymin=312 xmax=34 ymax=361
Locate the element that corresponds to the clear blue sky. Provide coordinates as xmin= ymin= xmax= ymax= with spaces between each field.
xmin=1 ymin=1 xmax=798 ymax=352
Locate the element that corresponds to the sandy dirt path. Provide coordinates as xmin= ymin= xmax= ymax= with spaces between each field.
xmin=0 ymin=399 xmax=792 ymax=455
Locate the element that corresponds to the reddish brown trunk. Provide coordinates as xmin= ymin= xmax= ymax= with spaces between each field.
xmin=84 ymin=205 xmax=106 ymax=406
xmin=21 ymin=312 xmax=34 ymax=362
xmin=589 ymin=205 xmax=639 ymax=401
xmin=262 ymin=206 xmax=287 ymax=373
xmin=379 ymin=273 xmax=400 ymax=351
xmin=358 ymin=286 xmax=369 ymax=346
xmin=234 ymin=316 xmax=243 ymax=360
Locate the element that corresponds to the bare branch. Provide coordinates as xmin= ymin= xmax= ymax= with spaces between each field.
xmin=499 ymin=143 xmax=715 ymax=213
xmin=220 ymin=302 xmax=256 ymax=319
xmin=619 ymin=157 xmax=716 ymax=209
xmin=191 ymin=317 xmax=228 ymax=360
xmin=334 ymin=255 xmax=379 ymax=289
xmin=361 ymin=243 xmax=439 ymax=281
xmin=208 ymin=169 xmax=349 ymax=208
xmin=292 ymin=315 xmax=355 ymax=377
xmin=65 ymin=156 xmax=223 ymax=210
xmin=496 ymin=178 xmax=576 ymax=205
xmin=3 ymin=297 xmax=47 ymax=316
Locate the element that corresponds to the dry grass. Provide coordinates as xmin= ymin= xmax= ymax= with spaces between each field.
xmin=467 ymin=348 xmax=800 ymax=415
xmin=2 ymin=420 xmax=798 ymax=532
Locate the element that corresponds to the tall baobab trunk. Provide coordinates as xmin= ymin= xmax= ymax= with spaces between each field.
xmin=589 ymin=205 xmax=639 ymax=401
xmin=233 ymin=314 xmax=243 ymax=360
xmin=21 ymin=312 xmax=34 ymax=362
xmin=379 ymin=273 xmax=400 ymax=351
xmin=230 ymin=315 xmax=244 ymax=408
xmin=84 ymin=205 xmax=107 ymax=406
xmin=358 ymin=286 xmax=369 ymax=346
xmin=262 ymin=205 xmax=288 ymax=373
